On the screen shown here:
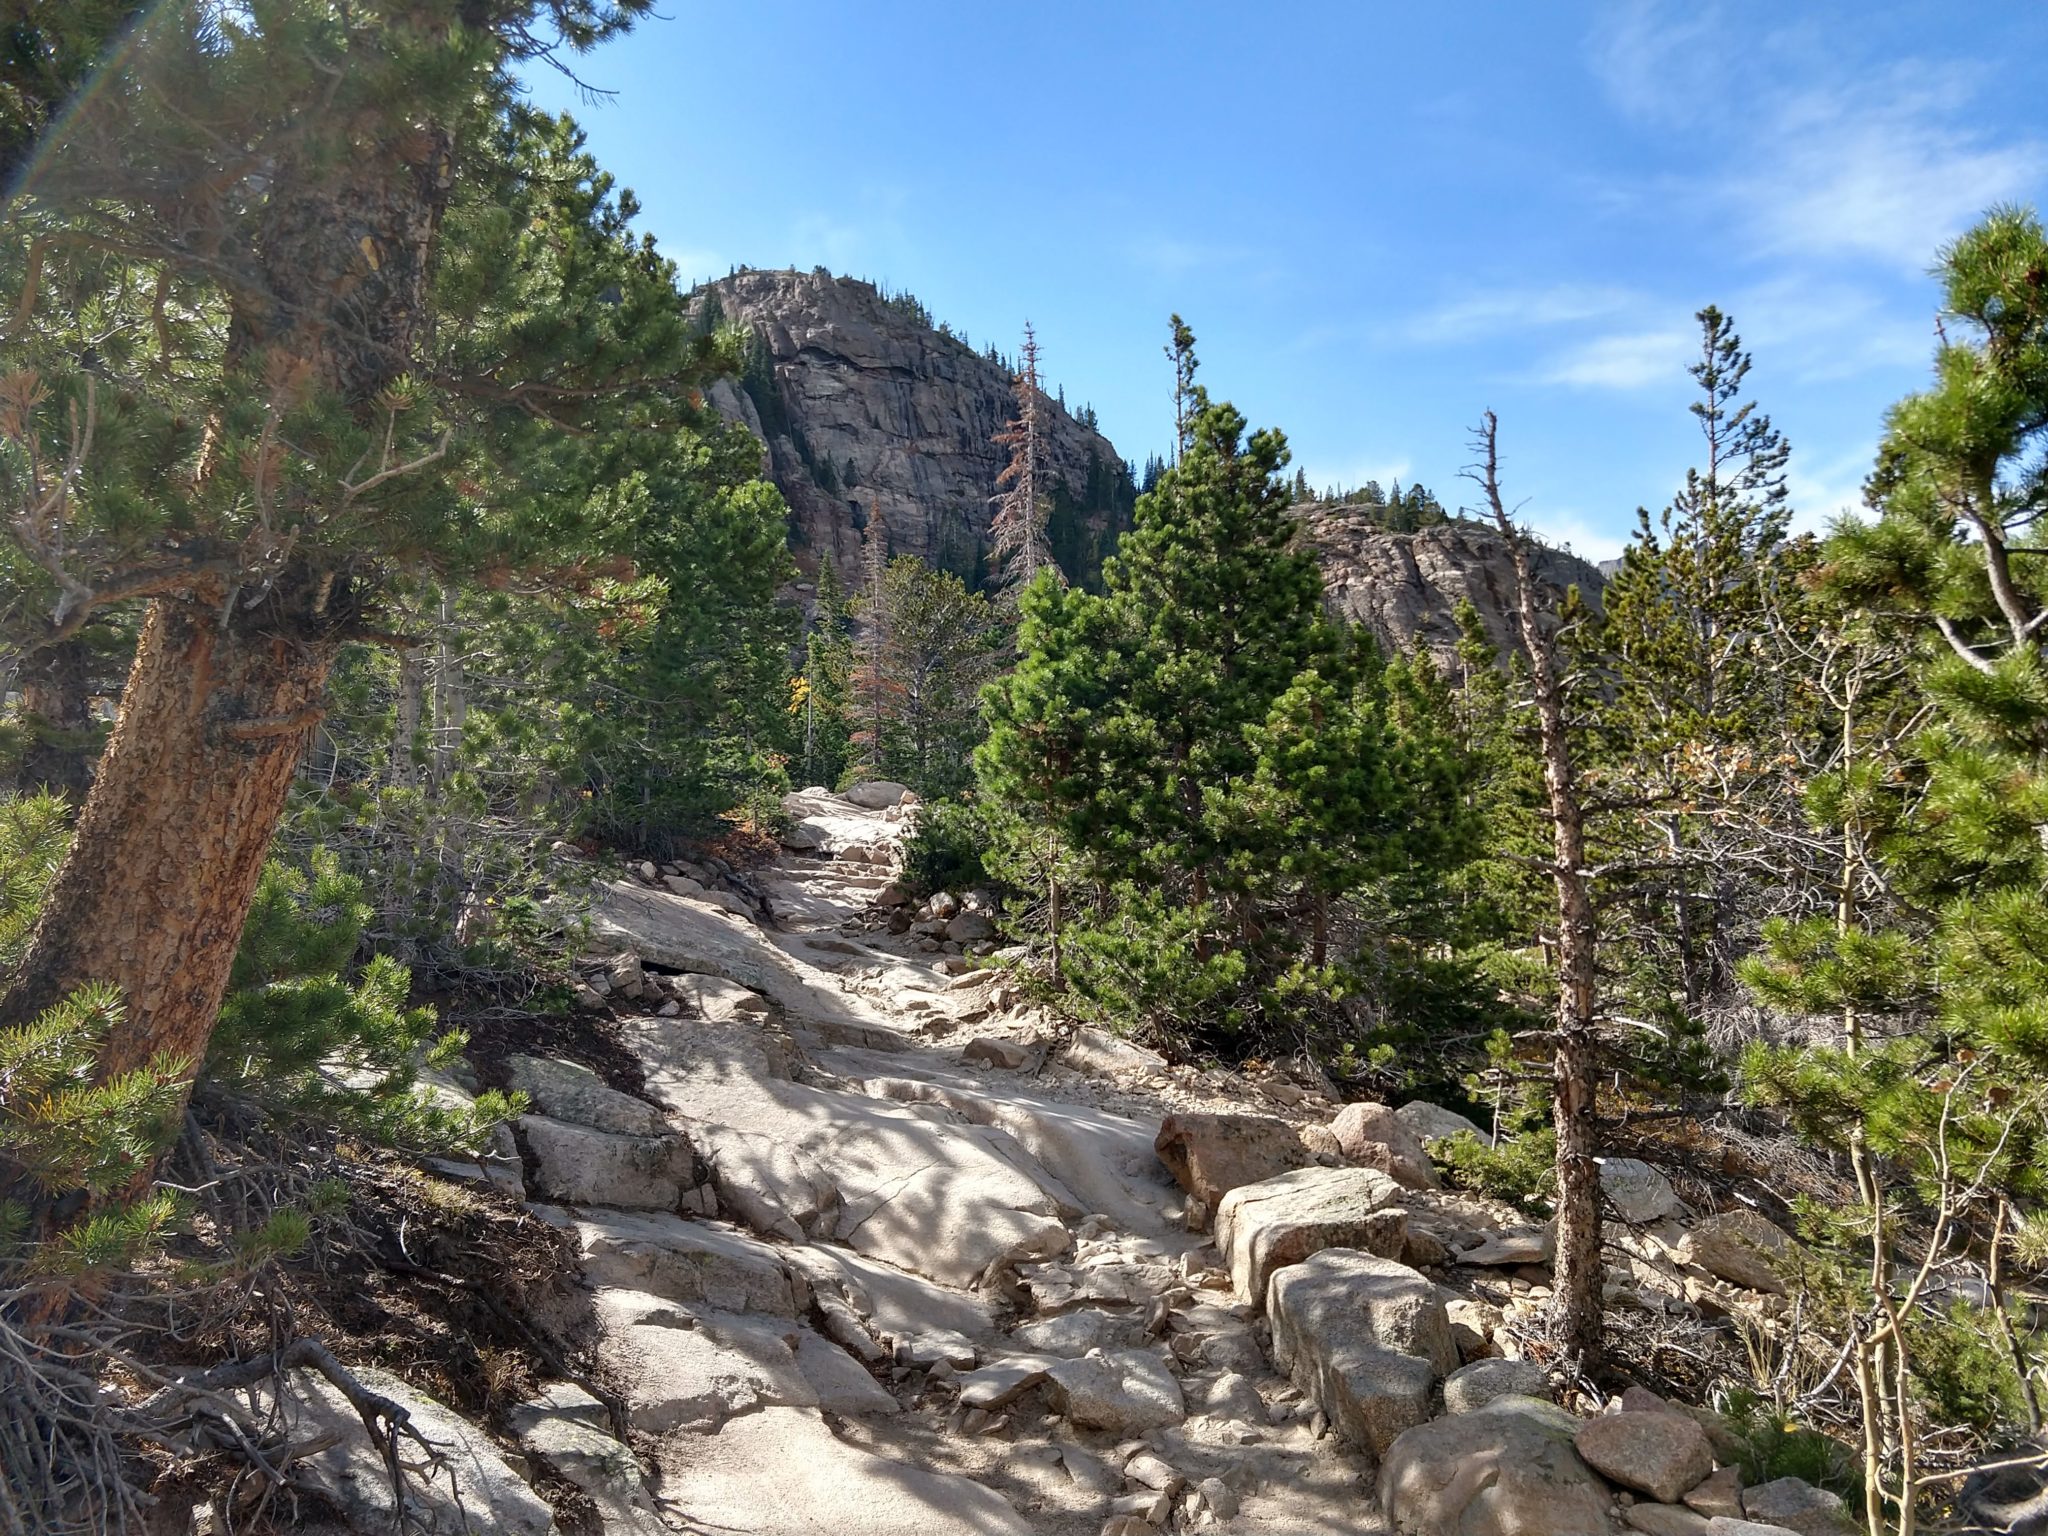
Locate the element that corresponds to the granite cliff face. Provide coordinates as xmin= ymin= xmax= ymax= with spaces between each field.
xmin=695 ymin=269 xmax=1135 ymax=586
xmin=1295 ymin=503 xmax=1606 ymax=666
xmin=694 ymin=269 xmax=1600 ymax=660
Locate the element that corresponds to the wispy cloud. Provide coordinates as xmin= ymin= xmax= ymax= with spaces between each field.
xmin=1590 ymin=2 xmax=2046 ymax=272
xmin=1535 ymin=326 xmax=1694 ymax=390
xmin=1745 ymin=71 xmax=2045 ymax=270
xmin=1400 ymin=283 xmax=1646 ymax=345
xmin=1787 ymin=443 xmax=1876 ymax=536
xmin=1122 ymin=235 xmax=1268 ymax=281
xmin=1527 ymin=510 xmax=1627 ymax=565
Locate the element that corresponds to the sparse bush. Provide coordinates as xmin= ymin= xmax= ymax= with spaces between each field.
xmin=1434 ymin=1126 xmax=1557 ymax=1213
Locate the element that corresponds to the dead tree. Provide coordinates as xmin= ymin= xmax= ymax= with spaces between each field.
xmin=1469 ymin=410 xmax=1605 ymax=1370
xmin=990 ymin=323 xmax=1061 ymax=590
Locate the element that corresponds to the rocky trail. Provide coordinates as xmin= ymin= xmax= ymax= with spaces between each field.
xmin=257 ymin=786 xmax=1855 ymax=1536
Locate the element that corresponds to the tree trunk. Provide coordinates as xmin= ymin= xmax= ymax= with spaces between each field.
xmin=1474 ymin=411 xmax=1604 ymax=1369
xmin=0 ymin=593 xmax=337 ymax=1085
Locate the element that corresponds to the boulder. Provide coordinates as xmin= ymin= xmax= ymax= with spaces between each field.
xmin=1575 ymin=1406 xmax=1715 ymax=1503
xmin=1682 ymin=1210 xmax=1795 ymax=1295
xmin=945 ymin=910 xmax=997 ymax=943
xmin=1684 ymin=1468 xmax=1747 ymax=1520
xmin=518 ymin=1114 xmax=699 ymax=1211
xmin=1706 ymin=1522 xmax=1804 ymax=1536
xmin=1064 ymin=1026 xmax=1169 ymax=1079
xmin=845 ymin=780 xmax=911 ymax=809
xmin=1381 ymin=1393 xmax=1619 ymax=1536
xmin=1601 ymin=1158 xmax=1682 ymax=1224
xmin=1012 ymin=1307 xmax=1139 ymax=1357
xmin=251 ymin=1365 xmax=554 ymax=1536
xmin=1741 ymin=1478 xmax=1853 ymax=1536
xmin=508 ymin=1386 xmax=668 ymax=1536
xmin=1269 ymin=1250 xmax=1457 ymax=1457
xmin=1331 ymin=1101 xmax=1442 ymax=1190
xmin=1214 ymin=1165 xmax=1410 ymax=1308
xmin=1397 ymin=1100 xmax=1490 ymax=1143
xmin=1626 ymin=1508 xmax=1711 ymax=1536
xmin=546 ymin=1208 xmax=806 ymax=1315
xmin=594 ymin=1289 xmax=896 ymax=1434
xmin=507 ymin=1055 xmax=667 ymax=1137
xmin=1154 ymin=1111 xmax=1317 ymax=1209
xmin=1455 ymin=1224 xmax=1555 ymax=1267
xmin=659 ymin=1405 xmax=1034 ymax=1536
xmin=963 ymin=1036 xmax=1041 ymax=1072
xmin=1441 ymin=1357 xmax=1548 ymax=1413
xmin=1044 ymin=1349 xmax=1187 ymax=1432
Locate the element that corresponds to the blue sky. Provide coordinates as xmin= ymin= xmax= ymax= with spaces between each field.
xmin=523 ymin=1 xmax=2048 ymax=561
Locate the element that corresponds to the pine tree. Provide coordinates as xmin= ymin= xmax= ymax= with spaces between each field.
xmin=0 ymin=5 xmax=702 ymax=1161
xmin=990 ymin=323 xmax=1062 ymax=590
xmin=867 ymin=557 xmax=1001 ymax=795
xmin=974 ymin=321 xmax=1474 ymax=1048
xmin=1740 ymin=208 xmax=2048 ymax=1535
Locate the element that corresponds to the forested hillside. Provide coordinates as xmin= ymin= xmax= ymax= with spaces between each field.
xmin=1 ymin=8 xmax=2046 ymax=1536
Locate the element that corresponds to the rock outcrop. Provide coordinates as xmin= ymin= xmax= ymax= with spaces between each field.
xmin=1297 ymin=505 xmax=1606 ymax=666
xmin=695 ymin=269 xmax=1135 ymax=586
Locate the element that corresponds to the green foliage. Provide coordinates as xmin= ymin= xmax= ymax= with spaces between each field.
xmin=857 ymin=556 xmax=1002 ymax=797
xmin=0 ymin=794 xmax=187 ymax=1274
xmin=208 ymin=853 xmax=520 ymax=1156
xmin=1433 ymin=1127 xmax=1558 ymax=1214
xmin=1720 ymin=1391 xmax=1862 ymax=1503
xmin=903 ymin=796 xmax=995 ymax=897
xmin=1904 ymin=1300 xmax=2033 ymax=1436
xmin=977 ymin=325 xmax=1481 ymax=1056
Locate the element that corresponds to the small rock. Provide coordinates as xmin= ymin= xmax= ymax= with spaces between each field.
xmin=1198 ymin=1477 xmax=1240 ymax=1520
xmin=1123 ymin=1452 xmax=1184 ymax=1494
xmin=1575 ymin=1407 xmax=1715 ymax=1504
xmin=1330 ymin=1101 xmax=1442 ymax=1190
xmin=1442 ymin=1357 xmax=1548 ymax=1413
xmin=1110 ymin=1489 xmax=1172 ymax=1525
xmin=1685 ymin=1467 xmax=1747 ymax=1520
xmin=1741 ymin=1478 xmax=1853 ymax=1536
xmin=1681 ymin=1210 xmax=1796 ymax=1295
xmin=1627 ymin=1506 xmax=1712 ymax=1536
xmin=1601 ymin=1158 xmax=1683 ymax=1224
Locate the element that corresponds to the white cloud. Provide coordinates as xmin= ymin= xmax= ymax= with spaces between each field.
xmin=1587 ymin=0 xmax=1727 ymax=127
xmin=1787 ymin=443 xmax=1876 ymax=536
xmin=1589 ymin=2 xmax=2046 ymax=273
xmin=1400 ymin=283 xmax=1647 ymax=345
xmin=1746 ymin=72 xmax=2046 ymax=271
xmin=1525 ymin=510 xmax=1627 ymax=565
xmin=1535 ymin=326 xmax=1694 ymax=390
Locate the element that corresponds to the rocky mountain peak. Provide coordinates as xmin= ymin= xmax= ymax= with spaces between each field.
xmin=695 ymin=268 xmax=1136 ymax=587
xmin=1294 ymin=501 xmax=1606 ymax=666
